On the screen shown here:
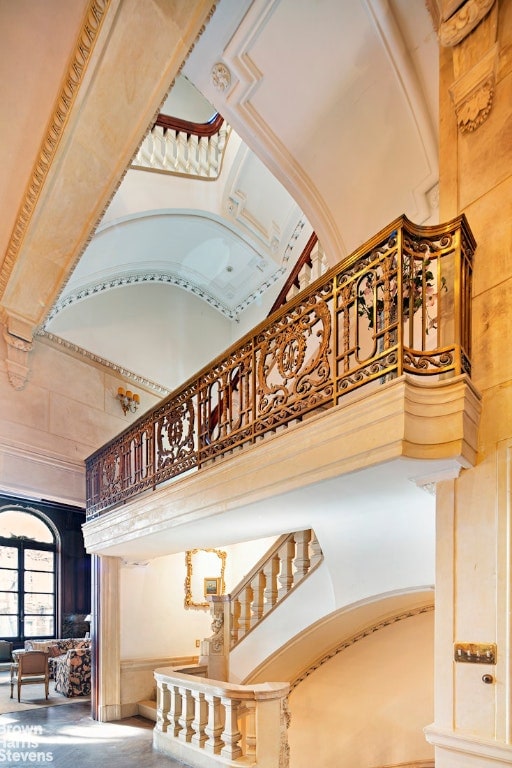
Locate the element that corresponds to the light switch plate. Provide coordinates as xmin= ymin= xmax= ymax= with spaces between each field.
xmin=454 ymin=642 xmax=496 ymax=664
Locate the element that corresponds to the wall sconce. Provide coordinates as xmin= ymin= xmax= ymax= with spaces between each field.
xmin=117 ymin=386 xmax=140 ymax=415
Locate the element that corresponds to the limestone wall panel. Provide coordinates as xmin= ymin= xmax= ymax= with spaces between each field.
xmin=471 ymin=276 xmax=512 ymax=393
xmin=458 ymin=69 xmax=512 ymax=210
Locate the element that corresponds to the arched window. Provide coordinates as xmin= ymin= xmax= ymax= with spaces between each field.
xmin=0 ymin=509 xmax=57 ymax=643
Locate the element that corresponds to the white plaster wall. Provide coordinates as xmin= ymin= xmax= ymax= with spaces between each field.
xmin=229 ymin=562 xmax=335 ymax=683
xmin=120 ymin=535 xmax=278 ymax=659
xmin=288 ymin=610 xmax=434 ymax=768
xmin=120 ymin=553 xmax=211 ymax=658
xmin=47 ymin=283 xmax=233 ymax=393
xmin=227 ymin=471 xmax=435 ymax=682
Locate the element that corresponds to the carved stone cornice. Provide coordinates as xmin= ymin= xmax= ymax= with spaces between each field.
xmin=38 ymin=330 xmax=169 ymax=397
xmin=449 ymin=43 xmax=497 ymax=133
xmin=0 ymin=0 xmax=110 ymax=302
xmin=438 ymin=0 xmax=495 ymax=47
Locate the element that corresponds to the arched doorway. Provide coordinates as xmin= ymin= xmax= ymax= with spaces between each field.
xmin=0 ymin=508 xmax=58 ymax=645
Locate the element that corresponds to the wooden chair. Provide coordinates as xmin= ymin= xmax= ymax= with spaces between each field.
xmin=10 ymin=651 xmax=50 ymax=702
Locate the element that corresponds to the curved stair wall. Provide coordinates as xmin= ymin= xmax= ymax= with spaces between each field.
xmin=199 ymin=529 xmax=327 ymax=683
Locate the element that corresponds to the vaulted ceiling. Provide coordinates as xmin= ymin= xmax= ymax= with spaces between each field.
xmin=0 ymin=0 xmax=439 ymax=393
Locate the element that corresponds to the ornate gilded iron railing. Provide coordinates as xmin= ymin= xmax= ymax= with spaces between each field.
xmin=85 ymin=214 xmax=475 ymax=518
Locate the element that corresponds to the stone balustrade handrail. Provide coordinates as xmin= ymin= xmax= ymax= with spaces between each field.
xmin=227 ymin=529 xmax=323 ymax=649
xmin=153 ymin=666 xmax=290 ymax=768
xmin=133 ymin=117 xmax=230 ymax=177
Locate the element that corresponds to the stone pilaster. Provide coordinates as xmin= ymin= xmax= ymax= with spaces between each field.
xmin=92 ymin=554 xmax=121 ymax=722
xmin=427 ymin=1 xmax=512 ymax=764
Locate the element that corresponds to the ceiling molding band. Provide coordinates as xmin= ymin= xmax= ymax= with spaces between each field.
xmin=0 ymin=0 xmax=111 ymax=301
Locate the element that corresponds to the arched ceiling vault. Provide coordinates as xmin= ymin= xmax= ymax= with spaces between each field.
xmin=0 ymin=0 xmax=439 ymax=391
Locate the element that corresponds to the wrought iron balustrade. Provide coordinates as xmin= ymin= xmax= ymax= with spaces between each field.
xmin=85 ymin=214 xmax=475 ymax=518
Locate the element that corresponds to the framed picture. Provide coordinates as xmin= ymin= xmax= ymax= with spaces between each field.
xmin=204 ymin=577 xmax=221 ymax=597
xmin=184 ymin=548 xmax=226 ymax=609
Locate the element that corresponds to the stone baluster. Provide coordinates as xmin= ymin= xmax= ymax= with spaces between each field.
xmin=209 ymin=131 xmax=219 ymax=176
xmin=311 ymin=242 xmax=328 ymax=281
xmin=204 ymin=693 xmax=224 ymax=754
xmin=239 ymin=584 xmax=253 ymax=638
xmin=250 ymin=572 xmax=265 ymax=627
xmin=177 ymin=131 xmax=188 ymax=174
xmin=155 ymin=679 xmax=169 ymax=732
xmin=298 ymin=260 xmax=312 ymax=291
xmin=220 ymin=697 xmax=243 ymax=760
xmin=198 ymin=136 xmax=208 ymax=177
xmin=309 ymin=530 xmax=322 ymax=568
xmin=189 ymin=134 xmax=199 ymax=175
xmin=177 ymin=687 xmax=195 ymax=743
xmin=242 ymin=700 xmax=256 ymax=760
xmin=277 ymin=538 xmax=295 ymax=600
xmin=190 ymin=690 xmax=207 ymax=749
xmin=293 ymin=529 xmax=312 ymax=583
xmin=155 ymin=125 xmax=166 ymax=166
xmin=165 ymin=129 xmax=177 ymax=169
xmin=263 ymin=555 xmax=280 ymax=614
xmin=230 ymin=597 xmax=241 ymax=645
xmin=167 ymin=684 xmax=182 ymax=738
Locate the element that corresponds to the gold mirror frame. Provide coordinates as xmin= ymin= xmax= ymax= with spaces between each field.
xmin=185 ymin=548 xmax=226 ymax=609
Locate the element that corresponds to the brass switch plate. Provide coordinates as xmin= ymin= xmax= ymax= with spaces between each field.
xmin=454 ymin=642 xmax=496 ymax=664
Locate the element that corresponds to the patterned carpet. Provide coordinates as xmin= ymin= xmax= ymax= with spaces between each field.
xmin=0 ymin=670 xmax=90 ymax=715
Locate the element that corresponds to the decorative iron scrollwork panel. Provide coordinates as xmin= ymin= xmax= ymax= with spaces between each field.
xmin=198 ymin=343 xmax=254 ymax=461
xmin=255 ymin=295 xmax=332 ymax=428
xmin=155 ymin=387 xmax=197 ymax=480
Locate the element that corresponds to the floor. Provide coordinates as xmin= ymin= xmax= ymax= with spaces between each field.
xmin=0 ymin=702 xmax=187 ymax=767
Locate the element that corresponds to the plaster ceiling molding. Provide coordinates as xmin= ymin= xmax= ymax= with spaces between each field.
xmin=184 ymin=0 xmax=439 ymax=263
xmin=364 ymin=0 xmax=439 ymax=225
xmin=223 ymin=143 xmax=303 ymax=260
xmin=183 ymin=0 xmax=347 ymax=265
xmin=211 ymin=62 xmax=232 ymax=92
xmin=50 ymin=209 xmax=305 ymax=322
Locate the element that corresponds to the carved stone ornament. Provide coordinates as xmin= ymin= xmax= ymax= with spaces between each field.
xmin=438 ymin=0 xmax=495 ymax=47
xmin=3 ymin=329 xmax=33 ymax=390
xmin=449 ymin=44 xmax=497 ymax=133
xmin=211 ymin=62 xmax=231 ymax=92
